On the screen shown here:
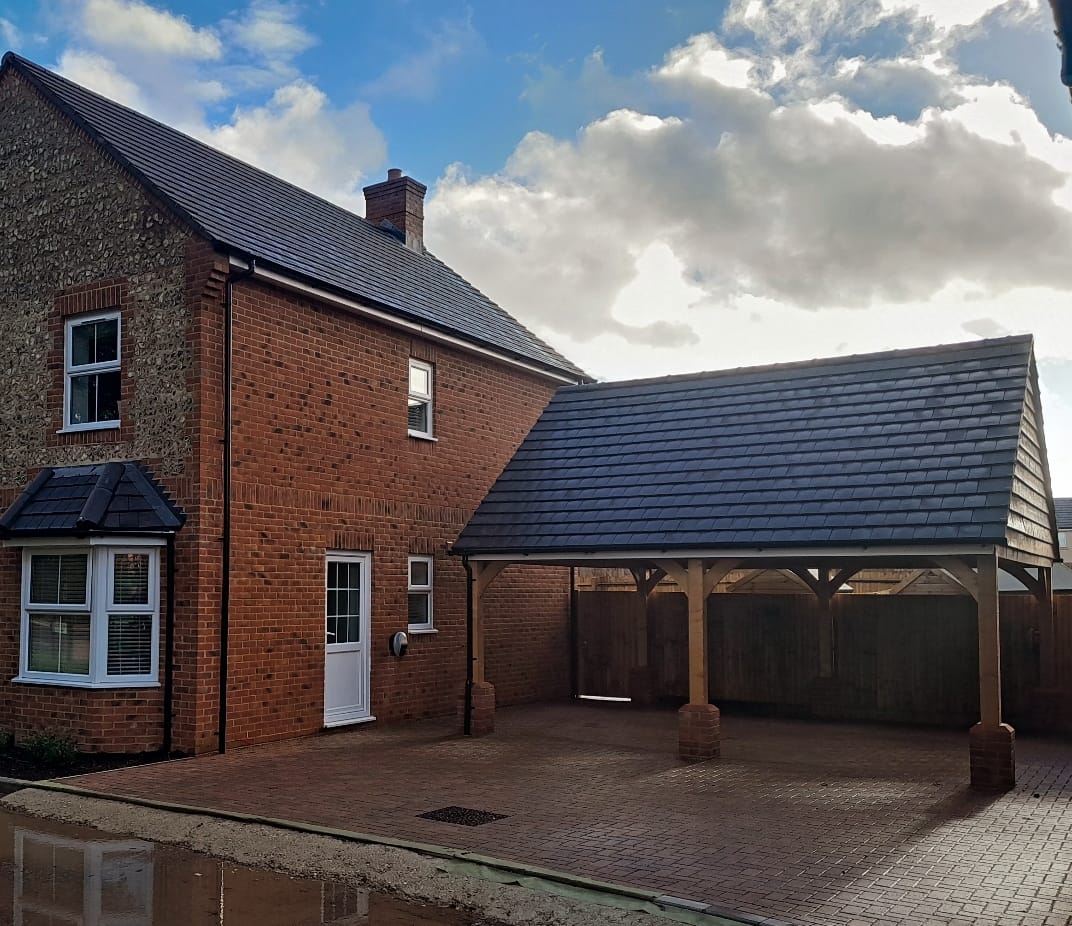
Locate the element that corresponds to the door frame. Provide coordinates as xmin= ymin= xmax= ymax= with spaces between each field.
xmin=323 ymin=550 xmax=374 ymax=727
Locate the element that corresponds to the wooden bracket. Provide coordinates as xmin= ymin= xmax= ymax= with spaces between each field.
xmin=727 ymin=568 xmax=765 ymax=592
xmin=654 ymin=559 xmax=689 ymax=592
xmin=939 ymin=558 xmax=979 ymax=601
xmin=474 ymin=561 xmax=508 ymax=597
xmin=630 ymin=566 xmax=666 ymax=598
xmin=882 ymin=569 xmax=926 ymax=595
xmin=1000 ymin=563 xmax=1046 ymax=601
xmin=704 ymin=559 xmax=741 ymax=596
xmin=654 ymin=559 xmax=738 ymax=597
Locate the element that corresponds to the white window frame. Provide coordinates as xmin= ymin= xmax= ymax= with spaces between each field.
xmin=407 ymin=358 xmax=434 ymax=440
xmin=407 ymin=555 xmax=434 ymax=633
xmin=16 ymin=541 xmax=161 ymax=688
xmin=63 ymin=310 xmax=121 ymax=432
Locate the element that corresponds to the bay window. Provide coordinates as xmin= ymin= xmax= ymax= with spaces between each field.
xmin=18 ymin=544 xmax=160 ymax=687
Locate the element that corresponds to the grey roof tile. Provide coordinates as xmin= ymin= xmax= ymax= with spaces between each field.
xmin=0 ymin=462 xmax=184 ymax=537
xmin=455 ymin=336 xmax=1038 ymax=554
xmin=3 ymin=53 xmax=582 ymax=381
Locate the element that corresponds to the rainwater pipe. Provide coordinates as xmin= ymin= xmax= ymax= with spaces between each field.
xmin=219 ymin=253 xmax=257 ymax=754
xmin=163 ymin=533 xmax=176 ymax=754
xmin=463 ymin=555 xmax=474 ymax=736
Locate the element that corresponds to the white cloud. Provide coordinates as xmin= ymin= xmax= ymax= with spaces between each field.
xmin=201 ymin=81 xmax=386 ymax=209
xmin=226 ymin=0 xmax=315 ymax=60
xmin=659 ymin=34 xmax=757 ymax=90
xmin=1 ymin=16 xmax=20 ymax=47
xmin=41 ymin=1 xmax=386 ymax=206
xmin=57 ymin=49 xmax=148 ymax=110
xmin=430 ymin=38 xmax=1072 ymax=350
xmin=79 ymin=0 xmax=222 ymax=59
xmin=881 ymin=0 xmax=1039 ymax=32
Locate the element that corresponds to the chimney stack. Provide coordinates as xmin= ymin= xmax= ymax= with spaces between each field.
xmin=363 ymin=168 xmax=427 ymax=252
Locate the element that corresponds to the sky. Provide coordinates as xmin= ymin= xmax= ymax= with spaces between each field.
xmin=3 ymin=0 xmax=1072 ymax=494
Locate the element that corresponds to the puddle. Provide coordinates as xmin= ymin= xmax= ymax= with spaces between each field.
xmin=0 ymin=808 xmax=483 ymax=925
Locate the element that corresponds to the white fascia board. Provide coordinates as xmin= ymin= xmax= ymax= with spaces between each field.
xmin=462 ymin=544 xmax=998 ymax=563
xmin=3 ymin=535 xmax=170 ymax=549
xmin=228 ymin=257 xmax=580 ymax=387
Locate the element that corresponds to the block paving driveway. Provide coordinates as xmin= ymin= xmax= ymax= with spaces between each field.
xmin=65 ymin=704 xmax=1072 ymax=926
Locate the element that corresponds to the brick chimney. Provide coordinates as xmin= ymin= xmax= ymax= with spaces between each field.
xmin=363 ymin=168 xmax=427 ymax=252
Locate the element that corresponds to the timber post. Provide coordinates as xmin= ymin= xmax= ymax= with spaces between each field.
xmin=969 ymin=550 xmax=1015 ymax=790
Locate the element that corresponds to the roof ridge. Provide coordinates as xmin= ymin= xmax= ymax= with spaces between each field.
xmin=561 ymin=335 xmax=1034 ymax=394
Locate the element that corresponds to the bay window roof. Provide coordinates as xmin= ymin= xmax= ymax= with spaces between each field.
xmin=0 ymin=462 xmax=184 ymax=537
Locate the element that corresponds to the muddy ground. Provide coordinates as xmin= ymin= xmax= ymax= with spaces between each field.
xmin=2 ymin=788 xmax=686 ymax=926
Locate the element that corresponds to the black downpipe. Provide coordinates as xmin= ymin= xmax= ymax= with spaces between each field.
xmin=569 ymin=565 xmax=578 ymax=699
xmin=463 ymin=556 xmax=473 ymax=736
xmin=219 ymin=256 xmax=256 ymax=754
xmin=163 ymin=533 xmax=176 ymax=754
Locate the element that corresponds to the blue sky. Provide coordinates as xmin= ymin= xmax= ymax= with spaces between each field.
xmin=3 ymin=0 xmax=1072 ymax=492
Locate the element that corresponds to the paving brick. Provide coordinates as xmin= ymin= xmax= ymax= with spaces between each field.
xmin=64 ymin=703 xmax=1072 ymax=926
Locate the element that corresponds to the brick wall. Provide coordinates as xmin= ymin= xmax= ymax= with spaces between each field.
xmin=219 ymin=279 xmax=571 ymax=747
xmin=0 ymin=67 xmax=574 ymax=754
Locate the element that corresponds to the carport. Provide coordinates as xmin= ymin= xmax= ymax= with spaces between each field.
xmin=453 ymin=335 xmax=1061 ymax=790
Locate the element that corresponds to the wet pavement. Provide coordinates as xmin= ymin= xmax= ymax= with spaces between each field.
xmin=62 ymin=702 xmax=1072 ymax=926
xmin=0 ymin=808 xmax=483 ymax=925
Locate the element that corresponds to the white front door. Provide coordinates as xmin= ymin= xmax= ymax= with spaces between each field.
xmin=324 ymin=553 xmax=372 ymax=727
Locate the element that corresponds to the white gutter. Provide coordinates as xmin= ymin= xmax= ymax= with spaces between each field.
xmin=228 ymin=257 xmax=581 ymax=386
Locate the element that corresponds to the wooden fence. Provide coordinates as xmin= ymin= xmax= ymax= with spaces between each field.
xmin=577 ymin=591 xmax=1072 ymax=730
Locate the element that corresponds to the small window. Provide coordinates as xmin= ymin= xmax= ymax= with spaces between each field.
xmin=19 ymin=545 xmax=159 ymax=687
xmin=408 ymin=556 xmax=433 ymax=631
xmin=326 ymin=557 xmax=363 ymax=645
xmin=407 ymin=359 xmax=433 ymax=438
xmin=65 ymin=312 xmax=121 ymax=429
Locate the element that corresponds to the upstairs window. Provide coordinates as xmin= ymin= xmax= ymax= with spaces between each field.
xmin=407 ymin=556 xmax=434 ymax=631
xmin=66 ymin=312 xmax=120 ymax=429
xmin=407 ymin=359 xmax=433 ymax=438
xmin=19 ymin=545 xmax=159 ymax=687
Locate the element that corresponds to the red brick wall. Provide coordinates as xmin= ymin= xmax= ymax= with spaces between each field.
xmin=214 ymin=278 xmax=571 ymax=748
xmin=0 ymin=68 xmax=573 ymax=754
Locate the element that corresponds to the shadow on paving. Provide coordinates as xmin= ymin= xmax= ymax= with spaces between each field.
xmin=58 ymin=702 xmax=1072 ymax=926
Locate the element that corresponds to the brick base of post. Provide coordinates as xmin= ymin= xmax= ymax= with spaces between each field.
xmin=678 ymin=703 xmax=720 ymax=761
xmin=969 ymin=722 xmax=1015 ymax=791
xmin=628 ymin=666 xmax=654 ymax=708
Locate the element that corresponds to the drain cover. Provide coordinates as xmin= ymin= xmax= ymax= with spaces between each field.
xmin=418 ymin=806 xmax=508 ymax=826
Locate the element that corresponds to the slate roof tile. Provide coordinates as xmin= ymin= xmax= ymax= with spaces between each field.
xmin=2 ymin=53 xmax=582 ymax=381
xmin=0 ymin=463 xmax=184 ymax=537
xmin=455 ymin=336 xmax=1040 ymax=554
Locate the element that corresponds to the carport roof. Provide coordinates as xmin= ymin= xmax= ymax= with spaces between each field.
xmin=454 ymin=335 xmax=1056 ymax=563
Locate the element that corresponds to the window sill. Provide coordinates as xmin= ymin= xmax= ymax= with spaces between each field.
xmin=57 ymin=422 xmax=120 ymax=435
xmin=407 ymin=626 xmax=437 ymax=635
xmin=12 ymin=675 xmax=159 ymax=689
xmin=407 ymin=431 xmax=438 ymax=442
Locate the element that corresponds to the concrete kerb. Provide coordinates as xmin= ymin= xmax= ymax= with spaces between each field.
xmin=0 ymin=776 xmax=754 ymax=926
